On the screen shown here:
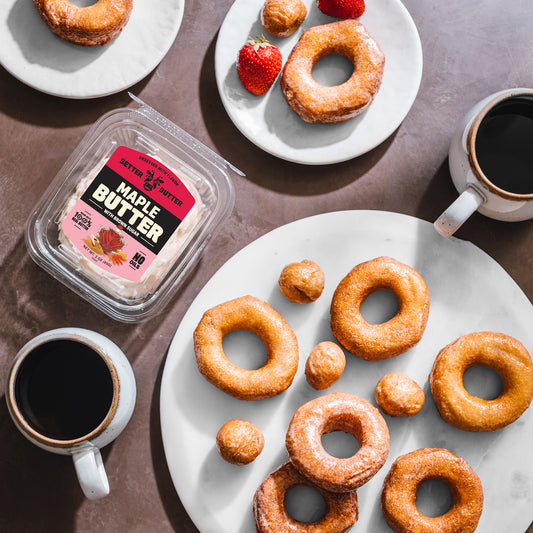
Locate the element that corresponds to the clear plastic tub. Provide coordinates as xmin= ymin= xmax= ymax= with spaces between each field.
xmin=26 ymin=96 xmax=238 ymax=323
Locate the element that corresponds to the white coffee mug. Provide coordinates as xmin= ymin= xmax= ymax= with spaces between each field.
xmin=434 ymin=87 xmax=533 ymax=237
xmin=5 ymin=328 xmax=136 ymax=500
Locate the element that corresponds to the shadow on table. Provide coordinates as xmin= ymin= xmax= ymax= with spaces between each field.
xmin=0 ymin=394 xmax=117 ymax=532
xmin=0 ymin=235 xmax=166 ymax=374
xmin=198 ymin=33 xmax=396 ymax=196
xmin=0 ymin=64 xmax=153 ymax=129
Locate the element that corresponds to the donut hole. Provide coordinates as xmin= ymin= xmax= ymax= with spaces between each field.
xmin=463 ymin=365 xmax=504 ymax=400
xmin=415 ymin=479 xmax=453 ymax=517
xmin=312 ymin=54 xmax=355 ymax=86
xmin=321 ymin=430 xmax=360 ymax=458
xmin=285 ymin=485 xmax=326 ymax=523
xmin=359 ymin=289 xmax=400 ymax=325
xmin=222 ymin=330 xmax=267 ymax=370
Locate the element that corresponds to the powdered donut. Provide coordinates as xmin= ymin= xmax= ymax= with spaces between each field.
xmin=330 ymin=256 xmax=430 ymax=361
xmin=381 ymin=448 xmax=483 ymax=533
xmin=253 ymin=461 xmax=358 ymax=532
xmin=194 ymin=295 xmax=299 ymax=400
xmin=429 ymin=331 xmax=533 ymax=431
xmin=286 ymin=391 xmax=389 ymax=492
xmin=280 ymin=20 xmax=385 ymax=123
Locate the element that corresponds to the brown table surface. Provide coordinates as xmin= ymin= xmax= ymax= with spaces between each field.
xmin=1 ymin=0 xmax=532 ymax=531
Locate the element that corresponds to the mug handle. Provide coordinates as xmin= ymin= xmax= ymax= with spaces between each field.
xmin=72 ymin=446 xmax=110 ymax=500
xmin=434 ymin=186 xmax=486 ymax=237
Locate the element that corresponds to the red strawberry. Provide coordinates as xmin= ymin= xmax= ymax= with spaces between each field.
xmin=237 ymin=36 xmax=282 ymax=96
xmin=316 ymin=0 xmax=365 ymax=18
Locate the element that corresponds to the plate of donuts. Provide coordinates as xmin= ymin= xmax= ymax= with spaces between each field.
xmin=0 ymin=0 xmax=184 ymax=98
xmin=214 ymin=0 xmax=423 ymax=164
xmin=160 ymin=210 xmax=533 ymax=532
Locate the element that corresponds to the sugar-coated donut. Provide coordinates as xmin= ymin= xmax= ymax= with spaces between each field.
xmin=286 ymin=391 xmax=389 ymax=492
xmin=381 ymin=448 xmax=483 ymax=533
xmin=33 ymin=0 xmax=133 ymax=46
xmin=330 ymin=256 xmax=430 ymax=361
xmin=216 ymin=419 xmax=264 ymax=465
xmin=280 ymin=20 xmax=385 ymax=123
xmin=375 ymin=372 xmax=425 ymax=417
xmin=261 ymin=0 xmax=307 ymax=37
xmin=278 ymin=259 xmax=324 ymax=304
xmin=194 ymin=295 xmax=299 ymax=400
xmin=429 ymin=331 xmax=533 ymax=431
xmin=305 ymin=341 xmax=346 ymax=390
xmin=253 ymin=461 xmax=358 ymax=532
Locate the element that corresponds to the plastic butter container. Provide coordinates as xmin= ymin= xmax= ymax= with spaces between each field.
xmin=25 ymin=96 xmax=238 ymax=323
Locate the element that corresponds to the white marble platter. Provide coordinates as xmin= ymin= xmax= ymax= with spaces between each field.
xmin=160 ymin=210 xmax=533 ymax=532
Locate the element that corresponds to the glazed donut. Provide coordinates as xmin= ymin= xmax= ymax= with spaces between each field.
xmin=216 ymin=419 xmax=264 ymax=465
xmin=381 ymin=448 xmax=483 ymax=533
xmin=375 ymin=372 xmax=425 ymax=417
xmin=278 ymin=259 xmax=324 ymax=304
xmin=286 ymin=391 xmax=389 ymax=492
xmin=330 ymin=257 xmax=430 ymax=361
xmin=261 ymin=0 xmax=307 ymax=37
xmin=280 ymin=20 xmax=385 ymax=123
xmin=253 ymin=461 xmax=358 ymax=533
xmin=305 ymin=341 xmax=346 ymax=390
xmin=33 ymin=0 xmax=133 ymax=46
xmin=193 ymin=295 xmax=299 ymax=400
xmin=429 ymin=331 xmax=533 ymax=431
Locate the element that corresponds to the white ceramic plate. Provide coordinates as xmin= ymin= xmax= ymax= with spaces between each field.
xmin=214 ymin=0 xmax=423 ymax=164
xmin=160 ymin=210 xmax=533 ymax=533
xmin=0 ymin=0 xmax=184 ymax=99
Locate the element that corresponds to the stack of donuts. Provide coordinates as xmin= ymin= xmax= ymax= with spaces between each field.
xmin=192 ymin=254 xmax=533 ymax=532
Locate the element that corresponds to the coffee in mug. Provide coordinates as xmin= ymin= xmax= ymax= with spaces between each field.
xmin=6 ymin=328 xmax=136 ymax=500
xmin=434 ymin=88 xmax=533 ymax=237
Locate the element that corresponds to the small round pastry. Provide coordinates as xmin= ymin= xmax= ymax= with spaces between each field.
xmin=305 ymin=341 xmax=346 ymax=390
xmin=194 ymin=295 xmax=299 ymax=400
xmin=261 ymin=0 xmax=307 ymax=37
xmin=32 ymin=0 xmax=133 ymax=47
xmin=330 ymin=256 xmax=430 ymax=361
xmin=216 ymin=419 xmax=264 ymax=465
xmin=375 ymin=372 xmax=425 ymax=417
xmin=278 ymin=259 xmax=324 ymax=304
xmin=286 ymin=391 xmax=389 ymax=492
xmin=253 ymin=461 xmax=358 ymax=532
xmin=280 ymin=20 xmax=385 ymax=123
xmin=381 ymin=448 xmax=483 ymax=533
xmin=429 ymin=331 xmax=533 ymax=431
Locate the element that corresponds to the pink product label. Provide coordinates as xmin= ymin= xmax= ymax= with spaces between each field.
xmin=61 ymin=147 xmax=196 ymax=282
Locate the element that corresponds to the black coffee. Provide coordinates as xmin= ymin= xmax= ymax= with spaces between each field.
xmin=14 ymin=340 xmax=114 ymax=441
xmin=474 ymin=97 xmax=533 ymax=195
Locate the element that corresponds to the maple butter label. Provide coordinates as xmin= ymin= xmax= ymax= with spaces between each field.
xmin=61 ymin=146 xmax=196 ymax=282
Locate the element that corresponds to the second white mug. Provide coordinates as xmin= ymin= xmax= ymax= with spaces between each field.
xmin=434 ymin=87 xmax=533 ymax=237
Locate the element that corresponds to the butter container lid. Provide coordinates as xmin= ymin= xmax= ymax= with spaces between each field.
xmin=25 ymin=96 xmax=238 ymax=323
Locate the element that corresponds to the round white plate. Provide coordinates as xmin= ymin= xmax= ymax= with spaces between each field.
xmin=214 ymin=0 xmax=423 ymax=164
xmin=160 ymin=210 xmax=533 ymax=533
xmin=0 ymin=0 xmax=184 ymax=99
